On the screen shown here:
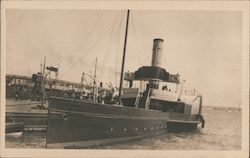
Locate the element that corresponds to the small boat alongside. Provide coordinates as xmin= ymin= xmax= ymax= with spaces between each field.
xmin=46 ymin=10 xmax=205 ymax=149
xmin=6 ymin=122 xmax=24 ymax=133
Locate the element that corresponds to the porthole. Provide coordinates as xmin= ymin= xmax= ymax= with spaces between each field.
xmin=62 ymin=114 xmax=67 ymax=120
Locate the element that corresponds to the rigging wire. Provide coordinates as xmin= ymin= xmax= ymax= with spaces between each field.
xmin=98 ymin=12 xmax=126 ymax=81
xmin=130 ymin=13 xmax=141 ymax=66
xmin=59 ymin=12 xmax=123 ymax=78
xmin=59 ymin=30 xmax=111 ymax=78
xmin=59 ymin=13 xmax=103 ymax=74
xmin=113 ymin=12 xmax=126 ymax=87
xmin=98 ymin=13 xmax=121 ymax=77
xmin=133 ymin=13 xmax=149 ymax=64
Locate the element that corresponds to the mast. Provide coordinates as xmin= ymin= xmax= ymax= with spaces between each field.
xmin=118 ymin=10 xmax=130 ymax=104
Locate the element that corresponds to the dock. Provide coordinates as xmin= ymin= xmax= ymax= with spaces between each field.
xmin=6 ymin=99 xmax=48 ymax=131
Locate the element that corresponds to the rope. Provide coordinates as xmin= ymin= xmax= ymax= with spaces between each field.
xmin=59 ymin=13 xmax=103 ymax=75
xmin=133 ymin=13 xmax=149 ymax=64
xmin=60 ymin=26 xmax=115 ymax=78
xmin=60 ymin=12 xmax=123 ymax=78
xmin=98 ymin=13 xmax=121 ymax=78
xmin=114 ymin=13 xmax=126 ymax=87
xmin=98 ymin=12 xmax=126 ymax=80
xmin=131 ymin=13 xmax=140 ymax=59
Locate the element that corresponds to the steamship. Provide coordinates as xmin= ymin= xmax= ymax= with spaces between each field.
xmin=46 ymin=10 xmax=205 ymax=149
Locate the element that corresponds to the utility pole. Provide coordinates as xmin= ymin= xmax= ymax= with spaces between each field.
xmin=93 ymin=58 xmax=97 ymax=102
xmin=40 ymin=63 xmax=43 ymax=73
xmin=41 ymin=56 xmax=46 ymax=107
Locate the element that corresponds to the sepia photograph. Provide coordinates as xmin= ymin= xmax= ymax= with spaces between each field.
xmin=1 ymin=1 xmax=249 ymax=158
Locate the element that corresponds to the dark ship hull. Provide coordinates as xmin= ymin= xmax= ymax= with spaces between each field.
xmin=46 ymin=97 xmax=203 ymax=148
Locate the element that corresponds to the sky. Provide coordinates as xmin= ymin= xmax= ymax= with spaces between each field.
xmin=6 ymin=9 xmax=242 ymax=107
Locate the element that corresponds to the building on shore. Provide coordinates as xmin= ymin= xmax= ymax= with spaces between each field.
xmin=6 ymin=74 xmax=111 ymax=101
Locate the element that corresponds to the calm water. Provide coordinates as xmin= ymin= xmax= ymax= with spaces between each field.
xmin=5 ymin=108 xmax=241 ymax=150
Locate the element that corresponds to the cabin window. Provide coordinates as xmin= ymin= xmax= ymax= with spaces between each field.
xmin=59 ymin=83 xmax=64 ymax=86
xmin=150 ymin=99 xmax=185 ymax=113
xmin=20 ymin=79 xmax=27 ymax=85
xmin=69 ymin=84 xmax=73 ymax=90
xmin=6 ymin=77 xmax=14 ymax=85
xmin=15 ymin=79 xmax=20 ymax=85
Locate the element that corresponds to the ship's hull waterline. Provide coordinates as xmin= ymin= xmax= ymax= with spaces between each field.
xmin=46 ymin=97 xmax=202 ymax=149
